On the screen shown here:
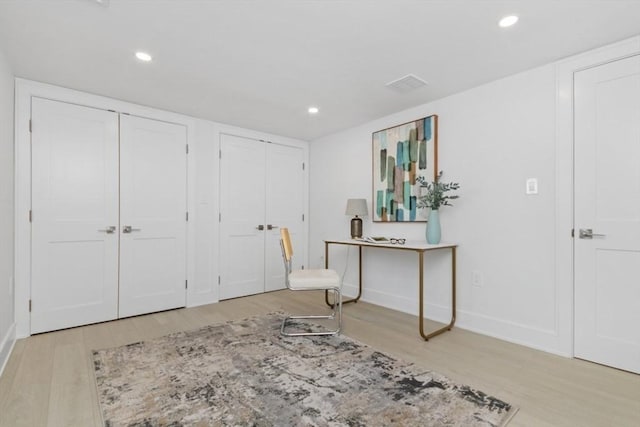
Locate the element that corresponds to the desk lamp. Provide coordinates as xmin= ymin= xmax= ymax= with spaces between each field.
xmin=345 ymin=199 xmax=368 ymax=238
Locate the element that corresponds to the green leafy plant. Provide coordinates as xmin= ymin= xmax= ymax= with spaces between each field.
xmin=416 ymin=171 xmax=460 ymax=210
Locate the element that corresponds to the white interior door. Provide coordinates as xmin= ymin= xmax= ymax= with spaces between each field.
xmin=31 ymin=98 xmax=119 ymax=334
xmin=574 ymin=54 xmax=640 ymax=374
xmin=219 ymin=134 xmax=267 ymax=300
xmin=118 ymin=115 xmax=187 ymax=318
xmin=265 ymin=144 xmax=305 ymax=291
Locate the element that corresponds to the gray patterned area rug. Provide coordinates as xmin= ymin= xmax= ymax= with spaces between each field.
xmin=92 ymin=313 xmax=517 ymax=426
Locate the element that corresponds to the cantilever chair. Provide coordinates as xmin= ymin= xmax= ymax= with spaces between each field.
xmin=280 ymin=227 xmax=342 ymax=336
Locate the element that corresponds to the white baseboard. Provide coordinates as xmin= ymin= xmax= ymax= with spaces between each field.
xmin=342 ymin=282 xmax=449 ymax=323
xmin=342 ymin=283 xmax=571 ymax=357
xmin=454 ymin=310 xmax=571 ymax=358
xmin=0 ymin=322 xmax=16 ymax=378
xmin=186 ymin=291 xmax=218 ymax=308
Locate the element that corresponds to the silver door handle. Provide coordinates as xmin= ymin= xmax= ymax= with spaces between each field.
xmin=122 ymin=225 xmax=141 ymax=233
xmin=267 ymin=224 xmax=278 ymax=230
xmin=98 ymin=226 xmax=116 ymax=234
xmin=578 ymin=228 xmax=606 ymax=239
xmin=256 ymin=225 xmax=264 ymax=231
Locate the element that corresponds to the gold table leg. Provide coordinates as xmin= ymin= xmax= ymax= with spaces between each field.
xmin=325 ymin=242 xmax=363 ymax=307
xmin=419 ymin=246 xmax=457 ymax=340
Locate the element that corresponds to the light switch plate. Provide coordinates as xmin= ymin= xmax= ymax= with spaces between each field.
xmin=472 ymin=270 xmax=483 ymax=287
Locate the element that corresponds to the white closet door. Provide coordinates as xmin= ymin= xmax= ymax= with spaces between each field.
xmin=265 ymin=144 xmax=305 ymax=292
xmin=574 ymin=54 xmax=640 ymax=374
xmin=31 ymin=98 xmax=119 ymax=334
xmin=219 ymin=134 xmax=267 ymax=300
xmin=119 ymin=115 xmax=187 ymax=318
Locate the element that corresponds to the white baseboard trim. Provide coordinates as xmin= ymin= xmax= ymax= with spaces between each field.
xmin=0 ymin=322 xmax=16 ymax=378
xmin=186 ymin=291 xmax=218 ymax=308
xmin=342 ymin=282 xmax=447 ymax=321
xmin=342 ymin=283 xmax=571 ymax=357
xmin=454 ymin=312 xmax=572 ymax=358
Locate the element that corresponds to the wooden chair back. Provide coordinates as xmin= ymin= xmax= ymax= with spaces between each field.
xmin=280 ymin=227 xmax=293 ymax=262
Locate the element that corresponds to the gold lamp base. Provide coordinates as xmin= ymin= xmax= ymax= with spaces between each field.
xmin=350 ymin=216 xmax=363 ymax=238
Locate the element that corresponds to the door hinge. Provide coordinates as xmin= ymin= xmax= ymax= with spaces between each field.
xmin=185 ymin=280 xmax=188 ymax=289
xmin=218 ymin=276 xmax=221 ymax=285
xmin=29 ymin=119 xmax=32 ymax=133
xmin=302 ymin=162 xmax=305 ymax=171
xmin=186 ymin=212 xmax=189 ymax=221
xmin=302 ymin=214 xmax=304 ymax=221
xmin=186 ymin=144 xmax=189 ymax=154
xmin=219 ymin=212 xmax=221 ymax=222
xmin=571 ymin=228 xmax=574 ymax=238
xmin=29 ymin=299 xmax=32 ymax=312
xmin=29 ymin=210 xmax=32 ymax=222
xmin=219 ymin=150 xmax=222 ymax=159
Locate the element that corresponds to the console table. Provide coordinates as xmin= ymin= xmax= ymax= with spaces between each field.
xmin=324 ymin=239 xmax=457 ymax=340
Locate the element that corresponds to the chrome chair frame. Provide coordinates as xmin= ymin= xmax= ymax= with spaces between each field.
xmin=280 ymin=228 xmax=342 ymax=337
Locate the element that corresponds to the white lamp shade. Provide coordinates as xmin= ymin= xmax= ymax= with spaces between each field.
xmin=345 ymin=198 xmax=368 ymax=216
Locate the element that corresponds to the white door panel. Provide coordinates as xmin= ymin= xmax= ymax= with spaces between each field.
xmin=574 ymin=54 xmax=640 ymax=374
xmin=31 ymin=98 xmax=119 ymax=333
xmin=265 ymin=144 xmax=305 ymax=291
xmin=219 ymin=134 xmax=266 ymax=300
xmin=119 ymin=115 xmax=187 ymax=317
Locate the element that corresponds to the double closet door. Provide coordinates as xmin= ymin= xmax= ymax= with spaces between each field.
xmin=30 ymin=98 xmax=187 ymax=334
xmin=219 ymin=134 xmax=305 ymax=300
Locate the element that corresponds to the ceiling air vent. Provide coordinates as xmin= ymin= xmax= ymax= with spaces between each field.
xmin=385 ymin=74 xmax=428 ymax=93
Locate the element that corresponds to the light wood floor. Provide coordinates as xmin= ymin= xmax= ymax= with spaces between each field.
xmin=0 ymin=291 xmax=638 ymax=426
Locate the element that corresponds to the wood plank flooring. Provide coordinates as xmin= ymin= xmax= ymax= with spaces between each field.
xmin=1 ymin=290 xmax=639 ymax=426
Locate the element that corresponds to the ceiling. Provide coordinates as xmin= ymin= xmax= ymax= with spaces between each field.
xmin=0 ymin=1 xmax=639 ymax=141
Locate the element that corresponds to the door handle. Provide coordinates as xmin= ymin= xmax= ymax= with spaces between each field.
xmin=578 ymin=228 xmax=606 ymax=239
xmin=256 ymin=225 xmax=264 ymax=231
xmin=122 ymin=225 xmax=141 ymax=234
xmin=267 ymin=224 xmax=278 ymax=230
xmin=98 ymin=226 xmax=116 ymax=234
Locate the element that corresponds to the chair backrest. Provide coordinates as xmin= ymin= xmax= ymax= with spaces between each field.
xmin=280 ymin=228 xmax=293 ymax=261
xmin=280 ymin=228 xmax=294 ymax=280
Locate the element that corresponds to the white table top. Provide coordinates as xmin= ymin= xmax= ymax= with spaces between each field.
xmin=325 ymin=238 xmax=457 ymax=251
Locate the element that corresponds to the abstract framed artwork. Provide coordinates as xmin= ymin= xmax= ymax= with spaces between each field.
xmin=372 ymin=115 xmax=438 ymax=222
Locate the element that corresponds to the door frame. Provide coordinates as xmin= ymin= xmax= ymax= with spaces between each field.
xmin=555 ymin=36 xmax=640 ymax=357
xmin=13 ymin=79 xmax=198 ymax=338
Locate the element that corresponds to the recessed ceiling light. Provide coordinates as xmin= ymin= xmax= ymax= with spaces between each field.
xmin=135 ymin=51 xmax=152 ymax=62
xmin=499 ymin=15 xmax=519 ymax=28
xmin=308 ymin=107 xmax=319 ymax=114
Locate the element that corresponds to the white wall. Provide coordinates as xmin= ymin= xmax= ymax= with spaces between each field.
xmin=0 ymin=48 xmax=15 ymax=374
xmin=310 ymin=64 xmax=564 ymax=354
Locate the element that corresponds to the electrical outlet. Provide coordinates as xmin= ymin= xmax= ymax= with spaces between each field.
xmin=472 ymin=270 xmax=483 ymax=287
xmin=526 ymin=178 xmax=538 ymax=195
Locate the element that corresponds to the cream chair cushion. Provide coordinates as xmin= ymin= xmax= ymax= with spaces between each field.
xmin=288 ymin=269 xmax=340 ymax=289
